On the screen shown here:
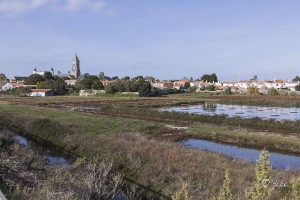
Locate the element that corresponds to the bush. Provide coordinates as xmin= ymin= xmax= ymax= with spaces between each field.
xmin=247 ymin=87 xmax=259 ymax=95
xmin=268 ymin=87 xmax=279 ymax=96
xmin=245 ymin=150 xmax=272 ymax=200
xmin=105 ymin=83 xmax=117 ymax=94
xmin=188 ymin=86 xmax=197 ymax=93
xmin=224 ymin=87 xmax=232 ymax=95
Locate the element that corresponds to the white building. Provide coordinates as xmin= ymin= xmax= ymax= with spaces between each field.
xmin=1 ymin=82 xmax=25 ymax=91
xmin=32 ymin=68 xmax=54 ymax=76
xmin=30 ymin=89 xmax=54 ymax=97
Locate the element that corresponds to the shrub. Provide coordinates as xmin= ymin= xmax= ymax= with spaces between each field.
xmin=245 ymin=150 xmax=272 ymax=200
xmin=218 ymin=169 xmax=233 ymax=200
xmin=224 ymin=87 xmax=232 ymax=95
xmin=267 ymin=87 xmax=279 ymax=96
xmin=247 ymin=87 xmax=259 ymax=95
xmin=172 ymin=182 xmax=189 ymax=200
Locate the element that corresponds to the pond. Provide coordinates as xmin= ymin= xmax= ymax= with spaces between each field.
xmin=180 ymin=139 xmax=300 ymax=170
xmin=163 ymin=103 xmax=300 ymax=121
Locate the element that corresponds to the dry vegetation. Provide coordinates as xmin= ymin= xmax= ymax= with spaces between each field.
xmin=0 ymin=95 xmax=300 ymax=199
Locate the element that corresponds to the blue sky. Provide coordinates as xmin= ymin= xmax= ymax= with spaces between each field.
xmin=1 ymin=0 xmax=300 ymax=81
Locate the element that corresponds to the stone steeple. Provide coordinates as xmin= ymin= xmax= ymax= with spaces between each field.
xmin=70 ymin=53 xmax=81 ymax=79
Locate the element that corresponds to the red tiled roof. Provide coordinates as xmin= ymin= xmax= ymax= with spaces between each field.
xmin=10 ymin=83 xmax=25 ymax=87
xmin=31 ymin=89 xmax=52 ymax=92
xmin=273 ymin=80 xmax=284 ymax=83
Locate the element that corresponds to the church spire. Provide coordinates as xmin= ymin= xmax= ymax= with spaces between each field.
xmin=70 ymin=53 xmax=81 ymax=79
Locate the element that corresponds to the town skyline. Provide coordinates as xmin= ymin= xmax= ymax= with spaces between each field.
xmin=2 ymin=1 xmax=300 ymax=80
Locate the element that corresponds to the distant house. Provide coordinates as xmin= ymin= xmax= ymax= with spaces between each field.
xmin=12 ymin=76 xmax=28 ymax=83
xmin=30 ymin=89 xmax=54 ymax=97
xmin=2 ymin=82 xmax=25 ymax=91
xmin=222 ymin=81 xmax=238 ymax=87
xmin=65 ymin=80 xmax=77 ymax=87
xmin=101 ymin=80 xmax=117 ymax=86
xmin=151 ymin=81 xmax=173 ymax=89
xmin=2 ymin=83 xmax=36 ymax=91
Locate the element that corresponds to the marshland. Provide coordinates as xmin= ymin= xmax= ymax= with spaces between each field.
xmin=1 ymin=94 xmax=300 ymax=199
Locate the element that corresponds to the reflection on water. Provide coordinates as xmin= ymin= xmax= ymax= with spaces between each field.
xmin=163 ymin=104 xmax=300 ymax=121
xmin=14 ymin=135 xmax=29 ymax=146
xmin=4 ymin=128 xmax=73 ymax=167
xmin=181 ymin=139 xmax=300 ymax=170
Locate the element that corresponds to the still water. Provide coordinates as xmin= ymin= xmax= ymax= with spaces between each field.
xmin=163 ymin=104 xmax=300 ymax=121
xmin=0 ymin=127 xmax=73 ymax=167
xmin=181 ymin=139 xmax=300 ymax=170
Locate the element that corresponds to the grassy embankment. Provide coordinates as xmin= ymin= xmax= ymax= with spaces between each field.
xmin=164 ymin=92 xmax=300 ymax=107
xmin=0 ymin=99 xmax=300 ymax=199
xmin=0 ymin=131 xmax=125 ymax=199
xmin=96 ymin=105 xmax=300 ymax=154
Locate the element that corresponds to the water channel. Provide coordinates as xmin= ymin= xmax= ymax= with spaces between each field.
xmin=1 ymin=126 xmax=73 ymax=167
xmin=180 ymin=139 xmax=300 ymax=170
xmin=163 ymin=103 xmax=300 ymax=121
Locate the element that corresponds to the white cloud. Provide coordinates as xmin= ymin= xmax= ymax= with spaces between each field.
xmin=0 ymin=0 xmax=49 ymax=15
xmin=0 ymin=0 xmax=107 ymax=16
xmin=65 ymin=0 xmax=106 ymax=11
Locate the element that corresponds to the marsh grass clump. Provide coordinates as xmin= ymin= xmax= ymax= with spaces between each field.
xmin=245 ymin=150 xmax=273 ymax=200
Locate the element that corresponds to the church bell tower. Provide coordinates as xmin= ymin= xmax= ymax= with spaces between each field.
xmin=70 ymin=53 xmax=81 ymax=79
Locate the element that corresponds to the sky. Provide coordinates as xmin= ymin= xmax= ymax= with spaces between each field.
xmin=1 ymin=0 xmax=300 ymax=81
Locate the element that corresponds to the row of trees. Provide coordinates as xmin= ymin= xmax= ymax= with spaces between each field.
xmin=76 ymin=74 xmax=151 ymax=96
xmin=25 ymin=72 xmax=67 ymax=95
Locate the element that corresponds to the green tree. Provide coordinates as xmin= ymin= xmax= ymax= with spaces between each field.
xmin=19 ymin=87 xmax=32 ymax=97
xmin=201 ymin=73 xmax=218 ymax=83
xmin=105 ymin=83 xmax=117 ymax=94
xmin=99 ymin=72 xmax=105 ymax=81
xmin=184 ymin=82 xmax=191 ymax=89
xmin=224 ymin=87 xmax=232 ymax=95
xmin=53 ymin=78 xmax=66 ymax=95
xmin=43 ymin=71 xmax=54 ymax=80
xmin=292 ymin=76 xmax=300 ymax=82
xmin=36 ymin=80 xmax=55 ymax=89
xmin=91 ymin=80 xmax=104 ymax=90
xmin=130 ymin=81 xmax=140 ymax=92
xmin=121 ymin=76 xmax=130 ymax=82
xmin=115 ymin=82 xmax=125 ymax=92
xmin=138 ymin=79 xmax=151 ymax=96
xmin=295 ymin=85 xmax=300 ymax=91
xmin=78 ymin=75 xmax=100 ymax=90
xmin=245 ymin=150 xmax=272 ymax=200
xmin=123 ymin=81 xmax=131 ymax=92
xmin=24 ymin=74 xmax=45 ymax=85
xmin=201 ymin=74 xmax=210 ymax=82
xmin=145 ymin=76 xmax=155 ymax=82
xmin=209 ymin=73 xmax=218 ymax=83
xmin=188 ymin=86 xmax=197 ymax=93
xmin=267 ymin=87 xmax=279 ymax=96
xmin=0 ymin=73 xmax=7 ymax=81
xmin=131 ymin=76 xmax=143 ymax=81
